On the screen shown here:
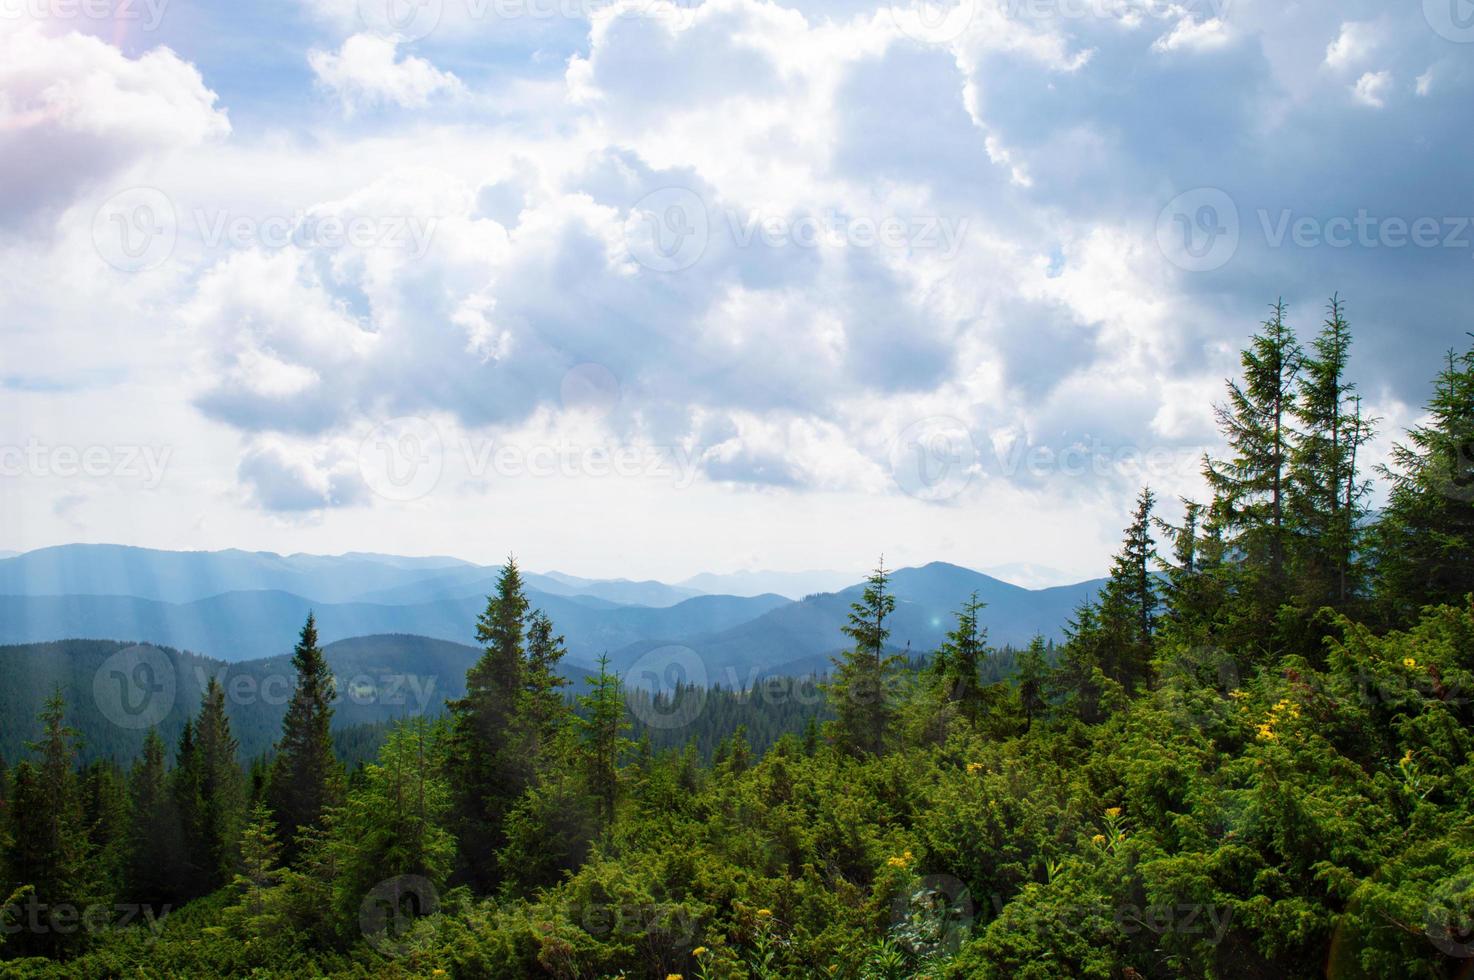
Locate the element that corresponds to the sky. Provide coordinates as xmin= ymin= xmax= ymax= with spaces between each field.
xmin=1 ymin=0 xmax=1471 ymax=583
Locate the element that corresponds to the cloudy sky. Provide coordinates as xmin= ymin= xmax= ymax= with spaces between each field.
xmin=1 ymin=0 xmax=1470 ymax=583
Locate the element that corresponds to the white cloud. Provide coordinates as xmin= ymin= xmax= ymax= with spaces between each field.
xmin=308 ymin=34 xmax=463 ymax=113
xmin=1152 ymin=17 xmax=1232 ymax=54
xmin=1325 ymin=21 xmax=1378 ymax=70
xmin=1352 ymin=70 xmax=1393 ymax=108
xmin=0 ymin=21 xmax=229 ymax=228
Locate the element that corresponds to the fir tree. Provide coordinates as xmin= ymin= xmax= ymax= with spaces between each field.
xmin=935 ymin=592 xmax=990 ymax=729
xmin=826 ymin=558 xmax=902 ymax=757
xmin=447 ymin=557 xmax=531 ymax=888
xmin=1289 ymin=296 xmax=1375 ymax=609
xmin=194 ymin=677 xmax=246 ymax=890
xmin=1374 ymin=336 xmax=1474 ymax=622
xmin=577 ymin=654 xmax=631 ymax=828
xmin=268 ymin=614 xmax=343 ymax=862
xmin=126 ymin=728 xmax=181 ymax=907
xmin=1203 ymin=302 xmax=1303 ymax=653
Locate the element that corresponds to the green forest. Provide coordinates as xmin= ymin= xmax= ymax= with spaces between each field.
xmin=3 ymin=299 xmax=1473 ymax=977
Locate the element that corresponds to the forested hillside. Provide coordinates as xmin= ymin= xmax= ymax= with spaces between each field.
xmin=3 ymin=305 xmax=1473 ymax=977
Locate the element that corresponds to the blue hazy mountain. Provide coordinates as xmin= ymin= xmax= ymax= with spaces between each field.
xmin=676 ymin=569 xmax=860 ymax=600
xmin=607 ymin=562 xmax=1105 ymax=681
xmin=0 ymin=589 xmax=791 ymax=663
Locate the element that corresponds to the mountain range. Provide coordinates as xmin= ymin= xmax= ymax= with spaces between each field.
xmin=0 ymin=545 xmax=1105 ymax=677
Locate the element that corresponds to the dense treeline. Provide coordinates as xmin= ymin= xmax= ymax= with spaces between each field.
xmin=3 ymin=299 xmax=1474 ymax=977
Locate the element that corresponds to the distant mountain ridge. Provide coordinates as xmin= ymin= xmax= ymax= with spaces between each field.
xmin=0 ymin=546 xmax=1107 ymax=675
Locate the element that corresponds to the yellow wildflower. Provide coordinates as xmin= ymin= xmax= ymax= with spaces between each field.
xmin=966 ymin=762 xmax=985 ymax=775
xmin=667 ymin=974 xmax=683 ymax=980
xmin=757 ymin=908 xmax=772 ymax=918
xmin=1104 ymin=806 xmax=1121 ymax=819
xmin=693 ymin=946 xmax=708 ymax=957
xmin=1091 ymin=833 xmax=1106 ymax=846
xmin=1404 ymin=657 xmax=1418 ymax=669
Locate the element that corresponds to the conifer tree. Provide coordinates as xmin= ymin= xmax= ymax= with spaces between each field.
xmin=195 ymin=677 xmax=246 ymax=890
xmin=219 ymin=802 xmax=287 ymax=939
xmin=171 ymin=719 xmax=206 ymax=895
xmin=268 ymin=614 xmax=343 ymax=862
xmin=1014 ymin=637 xmax=1049 ymax=730
xmin=127 ymin=727 xmax=180 ymax=906
xmin=1374 ymin=337 xmax=1474 ymax=622
xmin=934 ymin=592 xmax=990 ymax=729
xmin=1204 ymin=302 xmax=1302 ymax=582
xmin=826 ymin=558 xmax=902 ymax=757
xmin=521 ymin=609 xmax=571 ymax=759
xmin=447 ymin=557 xmax=531 ymax=888
xmin=577 ymin=655 xmax=630 ymax=828
xmin=1289 ymin=296 xmax=1375 ymax=609
xmin=1095 ymin=488 xmax=1158 ymax=689
xmin=4 ymin=692 xmax=93 ymax=956
xmin=80 ymin=760 xmax=129 ymax=903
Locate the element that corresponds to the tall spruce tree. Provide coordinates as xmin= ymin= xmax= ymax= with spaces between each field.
xmin=1204 ymin=302 xmax=1302 ymax=580
xmin=194 ymin=677 xmax=246 ymax=891
xmin=1289 ymin=296 xmax=1375 ymax=610
xmin=447 ymin=557 xmax=532 ymax=888
xmin=934 ymin=592 xmax=990 ymax=729
xmin=4 ymin=691 xmax=93 ymax=956
xmin=1096 ymin=487 xmax=1158 ymax=689
xmin=268 ymin=614 xmax=342 ymax=862
xmin=577 ymin=655 xmax=630 ymax=828
xmin=126 ymin=727 xmax=181 ymax=906
xmin=826 ymin=558 xmax=901 ymax=757
xmin=1374 ymin=337 xmax=1474 ymax=622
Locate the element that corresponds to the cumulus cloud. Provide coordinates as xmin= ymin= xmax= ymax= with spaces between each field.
xmin=1352 ymin=70 xmax=1393 ymax=108
xmin=309 ymin=34 xmax=463 ymax=112
xmin=0 ymin=21 xmax=229 ymax=229
xmin=1325 ymin=21 xmax=1379 ymax=70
